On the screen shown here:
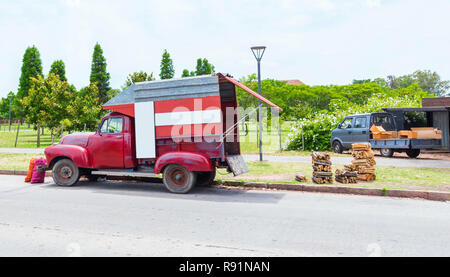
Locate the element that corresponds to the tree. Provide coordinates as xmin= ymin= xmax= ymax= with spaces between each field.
xmin=159 ymin=49 xmax=174 ymax=79
xmin=16 ymin=46 xmax=43 ymax=119
xmin=0 ymin=92 xmax=15 ymax=120
xmin=195 ymin=58 xmax=215 ymax=76
xmin=181 ymin=69 xmax=195 ymax=78
xmin=412 ymin=70 xmax=449 ymax=96
xmin=352 ymin=79 xmax=372 ymax=84
xmin=90 ymin=43 xmax=111 ymax=104
xmin=49 ymin=60 xmax=67 ymax=82
xmin=124 ymin=71 xmax=155 ymax=87
xmin=22 ymin=73 xmax=73 ymax=146
xmin=67 ymin=83 xmax=102 ymax=132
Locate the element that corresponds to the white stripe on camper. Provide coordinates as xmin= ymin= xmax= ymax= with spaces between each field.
xmin=155 ymin=109 xmax=222 ymax=126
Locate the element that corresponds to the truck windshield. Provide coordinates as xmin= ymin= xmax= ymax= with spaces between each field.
xmin=100 ymin=117 xmax=123 ymax=134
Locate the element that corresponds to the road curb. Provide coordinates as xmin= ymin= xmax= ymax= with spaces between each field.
xmin=0 ymin=169 xmax=448 ymax=201
xmin=218 ymin=180 xmax=450 ymax=202
xmin=0 ymin=169 xmax=52 ymax=177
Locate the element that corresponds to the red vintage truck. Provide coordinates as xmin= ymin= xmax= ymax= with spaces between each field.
xmin=43 ymin=73 xmax=281 ymax=193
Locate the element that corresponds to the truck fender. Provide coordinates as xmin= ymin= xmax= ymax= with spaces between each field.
xmin=331 ymin=138 xmax=344 ymax=147
xmin=45 ymin=144 xmax=91 ymax=169
xmin=154 ymin=152 xmax=214 ymax=174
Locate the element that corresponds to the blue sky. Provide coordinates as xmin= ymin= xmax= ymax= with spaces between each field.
xmin=0 ymin=0 xmax=449 ymax=98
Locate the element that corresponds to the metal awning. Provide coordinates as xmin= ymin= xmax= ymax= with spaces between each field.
xmin=384 ymin=107 xmax=450 ymax=112
xmin=218 ymin=74 xmax=283 ymax=111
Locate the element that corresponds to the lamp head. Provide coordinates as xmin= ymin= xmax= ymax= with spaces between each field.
xmin=251 ymin=46 xmax=266 ymax=61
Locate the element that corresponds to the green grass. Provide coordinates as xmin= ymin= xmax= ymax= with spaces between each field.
xmin=0 ymin=123 xmax=33 ymax=131
xmin=239 ymin=121 xmax=295 ymax=154
xmin=0 ymin=153 xmax=45 ymax=170
xmin=0 ymin=128 xmax=68 ymax=148
xmin=217 ymin=161 xmax=450 ymax=192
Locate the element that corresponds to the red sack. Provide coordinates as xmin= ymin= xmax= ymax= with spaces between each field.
xmin=25 ymin=158 xmax=36 ymax=183
xmin=31 ymin=158 xmax=47 ymax=184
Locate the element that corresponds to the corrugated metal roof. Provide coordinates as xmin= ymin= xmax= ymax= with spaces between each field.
xmin=103 ymin=84 xmax=135 ymax=106
xmin=134 ymin=75 xmax=219 ymax=102
xmin=103 ymin=75 xmax=219 ymax=107
xmin=384 ymin=107 xmax=450 ymax=112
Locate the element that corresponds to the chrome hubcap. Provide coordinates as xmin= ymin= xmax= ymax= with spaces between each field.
xmin=61 ymin=166 xmax=73 ymax=178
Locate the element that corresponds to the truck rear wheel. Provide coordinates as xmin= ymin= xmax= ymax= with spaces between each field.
xmin=196 ymin=170 xmax=216 ymax=186
xmin=380 ymin=148 xmax=394 ymax=157
xmin=52 ymin=159 xmax=80 ymax=186
xmin=163 ymin=164 xmax=197 ymax=194
xmin=406 ymin=149 xmax=420 ymax=158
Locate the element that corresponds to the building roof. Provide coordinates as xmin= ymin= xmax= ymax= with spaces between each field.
xmin=384 ymin=107 xmax=450 ymax=112
xmin=283 ymin=80 xmax=305 ymax=85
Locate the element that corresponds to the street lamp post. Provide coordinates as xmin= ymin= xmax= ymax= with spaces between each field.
xmin=250 ymin=46 xmax=266 ymax=162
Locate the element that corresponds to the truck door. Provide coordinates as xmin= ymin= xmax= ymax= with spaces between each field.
xmin=336 ymin=117 xmax=354 ymax=148
xmin=89 ymin=117 xmax=125 ymax=169
xmin=352 ymin=116 xmax=369 ymax=143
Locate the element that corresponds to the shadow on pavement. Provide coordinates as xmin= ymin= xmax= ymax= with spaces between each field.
xmin=40 ymin=179 xmax=285 ymax=204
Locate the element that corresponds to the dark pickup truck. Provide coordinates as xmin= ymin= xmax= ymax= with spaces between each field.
xmin=330 ymin=112 xmax=442 ymax=158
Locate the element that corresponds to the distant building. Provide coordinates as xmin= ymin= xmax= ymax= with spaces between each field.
xmin=282 ymin=79 xmax=305 ymax=85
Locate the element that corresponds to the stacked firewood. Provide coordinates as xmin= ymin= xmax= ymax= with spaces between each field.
xmin=311 ymin=152 xmax=333 ymax=184
xmin=335 ymin=169 xmax=358 ymax=184
xmin=344 ymin=143 xmax=376 ymax=181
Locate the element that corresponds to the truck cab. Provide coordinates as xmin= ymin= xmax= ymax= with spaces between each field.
xmin=43 ymin=74 xmax=282 ymax=193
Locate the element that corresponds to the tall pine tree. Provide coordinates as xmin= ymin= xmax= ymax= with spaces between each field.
xmin=16 ymin=46 xmax=43 ymax=119
xmin=90 ymin=43 xmax=111 ymax=104
xmin=49 ymin=60 xmax=67 ymax=82
xmin=159 ymin=49 xmax=174 ymax=80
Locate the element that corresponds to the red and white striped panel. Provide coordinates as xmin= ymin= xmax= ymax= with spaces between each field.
xmin=153 ymin=96 xmax=223 ymax=138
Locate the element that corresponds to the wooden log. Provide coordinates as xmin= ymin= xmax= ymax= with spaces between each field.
xmin=313 ymin=171 xmax=333 ymax=177
xmin=312 ymin=152 xmax=331 ymax=162
xmin=352 ymin=143 xmax=372 ymax=151
xmin=295 ymin=174 xmax=307 ymax=182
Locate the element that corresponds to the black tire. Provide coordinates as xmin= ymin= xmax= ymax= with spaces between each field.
xmin=332 ymin=140 xmax=344 ymax=154
xmin=52 ymin=159 xmax=80 ymax=186
xmin=380 ymin=148 xmax=394 ymax=157
xmin=196 ymin=171 xmax=216 ymax=187
xmin=406 ymin=149 xmax=420 ymax=158
xmin=163 ymin=164 xmax=197 ymax=194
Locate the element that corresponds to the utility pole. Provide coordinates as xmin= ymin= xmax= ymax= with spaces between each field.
xmin=250 ymin=46 xmax=266 ymax=161
xmin=8 ymin=94 xmax=12 ymax=132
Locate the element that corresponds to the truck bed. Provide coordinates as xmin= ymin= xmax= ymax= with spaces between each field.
xmin=369 ymin=138 xmax=442 ymax=149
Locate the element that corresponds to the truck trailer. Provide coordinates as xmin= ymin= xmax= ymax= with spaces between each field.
xmin=42 ymin=73 xmax=282 ymax=193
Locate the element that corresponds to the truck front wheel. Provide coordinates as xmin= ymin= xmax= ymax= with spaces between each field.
xmin=380 ymin=148 xmax=394 ymax=157
xmin=163 ymin=164 xmax=197 ymax=194
xmin=332 ymin=141 xmax=344 ymax=154
xmin=52 ymin=159 xmax=80 ymax=186
xmin=406 ymin=149 xmax=420 ymax=158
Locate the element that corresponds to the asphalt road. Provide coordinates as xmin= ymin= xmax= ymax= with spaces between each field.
xmin=0 ymin=175 xmax=448 ymax=257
